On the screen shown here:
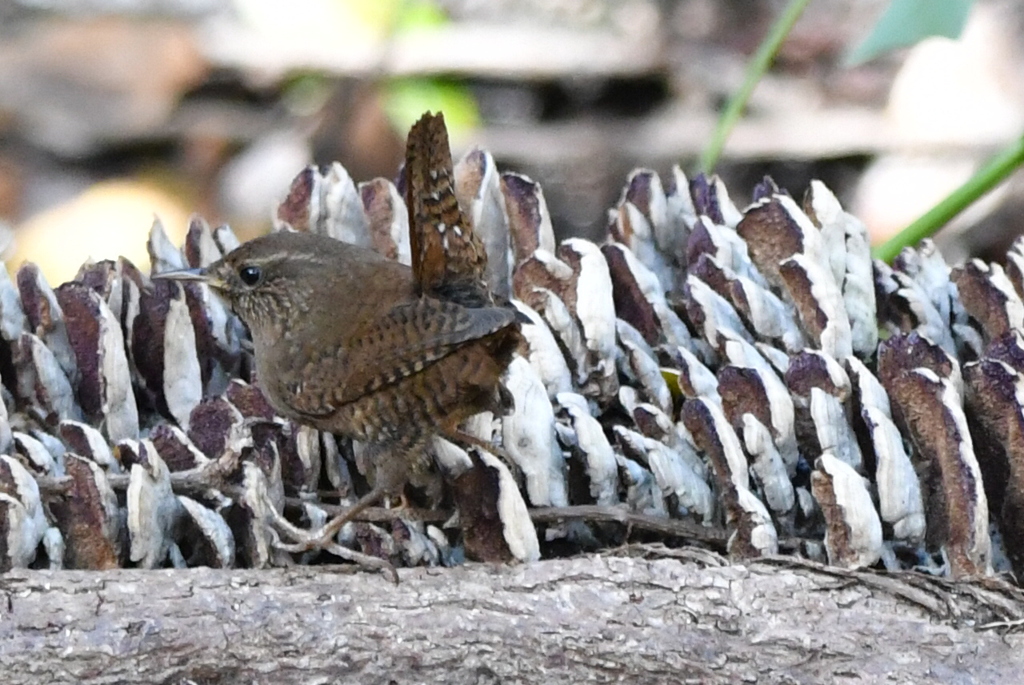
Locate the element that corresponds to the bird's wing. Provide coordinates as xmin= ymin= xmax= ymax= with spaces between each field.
xmin=285 ymin=297 xmax=516 ymax=416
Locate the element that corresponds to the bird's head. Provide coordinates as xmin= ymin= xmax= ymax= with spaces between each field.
xmin=155 ymin=231 xmax=367 ymax=333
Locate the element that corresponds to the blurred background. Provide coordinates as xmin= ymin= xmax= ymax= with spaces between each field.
xmin=0 ymin=0 xmax=1022 ymax=284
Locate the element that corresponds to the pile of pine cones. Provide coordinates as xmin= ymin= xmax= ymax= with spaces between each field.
xmin=2 ymin=142 xmax=1022 ymax=583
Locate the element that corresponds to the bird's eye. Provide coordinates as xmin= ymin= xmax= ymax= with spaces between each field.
xmin=238 ymin=265 xmax=262 ymax=287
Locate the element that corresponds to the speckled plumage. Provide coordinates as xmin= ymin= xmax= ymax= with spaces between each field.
xmin=160 ymin=112 xmax=520 ymax=519
xmin=405 ymin=111 xmax=492 ymax=308
xmin=197 ymin=231 xmax=518 ymax=489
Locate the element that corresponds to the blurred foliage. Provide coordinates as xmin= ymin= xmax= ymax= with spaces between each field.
xmin=873 ymin=134 xmax=1024 ymax=262
xmin=845 ymin=0 xmax=975 ymax=65
xmin=383 ymin=78 xmax=479 ymax=136
xmin=848 ymin=0 xmax=1022 ymax=261
xmin=697 ymin=0 xmax=811 ymax=174
xmin=704 ymin=0 xmax=1021 ymax=262
xmin=380 ymin=0 xmax=480 ymax=134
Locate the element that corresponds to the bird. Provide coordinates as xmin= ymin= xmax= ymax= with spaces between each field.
xmin=157 ymin=112 xmax=522 ymax=554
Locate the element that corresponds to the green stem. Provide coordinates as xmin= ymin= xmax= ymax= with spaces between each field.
xmin=697 ymin=0 xmax=812 ymax=174
xmin=872 ymin=133 xmax=1024 ymax=263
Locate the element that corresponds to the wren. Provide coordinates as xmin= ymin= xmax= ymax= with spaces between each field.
xmin=158 ymin=112 xmax=522 ymax=554
xmin=158 ymin=231 xmax=520 ymax=545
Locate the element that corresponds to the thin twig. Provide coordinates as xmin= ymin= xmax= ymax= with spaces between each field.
xmin=38 ymin=466 xmax=762 ymax=556
xmin=530 ymin=505 xmax=729 ymax=547
xmin=284 ymin=497 xmax=450 ymax=524
xmin=977 ymin=618 xmax=1024 ymax=632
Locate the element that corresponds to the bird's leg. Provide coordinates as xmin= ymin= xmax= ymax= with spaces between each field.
xmin=374 ymin=434 xmax=435 ymax=510
xmin=271 ymin=488 xmax=385 ymax=555
xmin=280 ymin=437 xmax=420 ymax=553
xmin=269 ymin=492 xmax=397 ymax=579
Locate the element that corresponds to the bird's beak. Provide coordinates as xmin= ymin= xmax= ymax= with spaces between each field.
xmin=153 ymin=268 xmax=225 ymax=290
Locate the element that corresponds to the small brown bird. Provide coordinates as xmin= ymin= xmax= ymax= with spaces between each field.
xmin=159 ymin=113 xmax=521 ymax=552
xmin=199 ymin=231 xmax=518 ymax=447
xmin=160 ymin=231 xmax=520 ymax=548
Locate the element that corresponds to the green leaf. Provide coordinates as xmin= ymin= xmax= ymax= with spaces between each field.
xmin=844 ymin=0 xmax=975 ymax=65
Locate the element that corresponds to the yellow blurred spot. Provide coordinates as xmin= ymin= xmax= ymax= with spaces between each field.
xmin=8 ymin=179 xmax=190 ymax=286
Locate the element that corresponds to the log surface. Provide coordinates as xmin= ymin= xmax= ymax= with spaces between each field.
xmin=2 ymin=551 xmax=1023 ymax=684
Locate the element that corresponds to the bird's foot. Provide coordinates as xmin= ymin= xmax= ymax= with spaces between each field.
xmin=296 ymin=487 xmax=385 ymax=551
xmin=271 ymin=487 xmax=397 ymax=580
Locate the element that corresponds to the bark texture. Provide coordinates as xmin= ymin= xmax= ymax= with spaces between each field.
xmin=2 ymin=550 xmax=1023 ymax=684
